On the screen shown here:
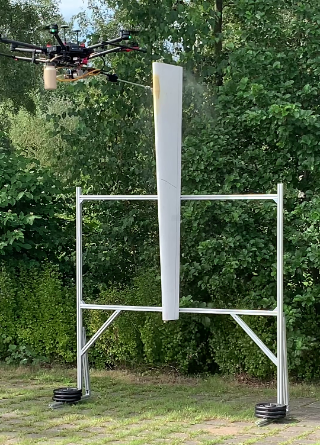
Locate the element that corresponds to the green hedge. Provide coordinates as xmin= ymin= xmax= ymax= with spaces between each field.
xmin=83 ymin=271 xmax=275 ymax=377
xmin=85 ymin=270 xmax=320 ymax=380
xmin=1 ymin=265 xmax=320 ymax=380
xmin=84 ymin=271 xmax=217 ymax=374
xmin=0 ymin=263 xmax=76 ymax=363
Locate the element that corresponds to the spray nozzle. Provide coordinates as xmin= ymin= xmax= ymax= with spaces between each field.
xmin=106 ymin=73 xmax=119 ymax=82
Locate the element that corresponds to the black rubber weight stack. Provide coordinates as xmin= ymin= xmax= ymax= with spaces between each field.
xmin=52 ymin=387 xmax=82 ymax=403
xmin=255 ymin=403 xmax=287 ymax=420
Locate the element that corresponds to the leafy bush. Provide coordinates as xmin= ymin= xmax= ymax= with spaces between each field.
xmin=85 ymin=271 xmax=217 ymax=373
xmin=0 ymin=147 xmax=73 ymax=266
xmin=2 ymin=335 xmax=48 ymax=366
xmin=3 ymin=0 xmax=320 ymax=380
xmin=0 ymin=262 xmax=318 ymax=379
xmin=82 ymin=0 xmax=320 ymax=381
xmin=83 ymin=267 xmax=320 ymax=380
xmin=0 ymin=264 xmax=76 ymax=363
xmin=0 ymin=266 xmax=17 ymax=357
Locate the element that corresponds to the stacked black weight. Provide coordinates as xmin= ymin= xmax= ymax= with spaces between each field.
xmin=255 ymin=403 xmax=286 ymax=420
xmin=52 ymin=387 xmax=82 ymax=403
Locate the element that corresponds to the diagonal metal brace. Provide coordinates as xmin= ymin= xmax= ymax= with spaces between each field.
xmin=231 ymin=314 xmax=278 ymax=366
xmin=81 ymin=310 xmax=121 ymax=356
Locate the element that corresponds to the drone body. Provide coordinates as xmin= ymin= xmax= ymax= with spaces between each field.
xmin=0 ymin=24 xmax=145 ymax=89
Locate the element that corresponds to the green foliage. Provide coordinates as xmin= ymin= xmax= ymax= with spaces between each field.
xmin=0 ymin=146 xmax=73 ymax=265
xmin=4 ymin=0 xmax=320 ymax=380
xmin=77 ymin=0 xmax=320 ymax=379
xmin=0 ymin=264 xmax=76 ymax=363
xmin=0 ymin=0 xmax=62 ymax=111
xmin=86 ymin=271 xmax=217 ymax=373
xmin=2 ymin=335 xmax=48 ymax=366
xmin=42 ymin=72 xmax=158 ymax=286
xmin=8 ymin=95 xmax=81 ymax=172
xmin=0 ymin=266 xmax=17 ymax=357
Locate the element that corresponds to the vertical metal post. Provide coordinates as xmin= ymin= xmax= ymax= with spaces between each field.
xmin=82 ymin=328 xmax=91 ymax=396
xmin=283 ymin=315 xmax=289 ymax=409
xmin=76 ymin=187 xmax=83 ymax=390
xmin=277 ymin=183 xmax=284 ymax=404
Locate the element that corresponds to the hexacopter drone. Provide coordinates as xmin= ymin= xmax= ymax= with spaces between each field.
xmin=0 ymin=24 xmax=147 ymax=90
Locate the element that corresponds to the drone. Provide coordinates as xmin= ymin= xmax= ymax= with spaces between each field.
xmin=0 ymin=24 xmax=147 ymax=90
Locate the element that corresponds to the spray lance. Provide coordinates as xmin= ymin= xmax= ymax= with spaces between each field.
xmin=103 ymin=72 xmax=152 ymax=92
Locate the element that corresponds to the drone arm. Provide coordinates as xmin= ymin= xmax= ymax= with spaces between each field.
xmin=0 ymin=52 xmax=46 ymax=63
xmin=52 ymin=32 xmax=67 ymax=50
xmin=0 ymin=51 xmax=16 ymax=59
xmin=0 ymin=35 xmax=45 ymax=52
xmin=86 ymin=36 xmax=123 ymax=50
xmin=89 ymin=47 xmax=123 ymax=59
xmin=15 ymin=55 xmax=42 ymax=63
xmin=10 ymin=47 xmax=44 ymax=54
xmin=106 ymin=41 xmax=147 ymax=53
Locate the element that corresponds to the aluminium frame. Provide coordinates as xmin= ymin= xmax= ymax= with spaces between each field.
xmin=76 ymin=183 xmax=289 ymax=408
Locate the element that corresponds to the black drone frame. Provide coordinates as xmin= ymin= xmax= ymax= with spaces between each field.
xmin=0 ymin=25 xmax=145 ymax=68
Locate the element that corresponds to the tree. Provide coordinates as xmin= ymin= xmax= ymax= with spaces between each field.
xmin=73 ymin=0 xmax=320 ymax=378
xmin=0 ymin=144 xmax=73 ymax=266
xmin=7 ymin=0 xmax=320 ymax=377
xmin=0 ymin=0 xmax=62 ymax=111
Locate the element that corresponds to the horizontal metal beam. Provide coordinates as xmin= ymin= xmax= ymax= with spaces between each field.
xmin=181 ymin=194 xmax=277 ymax=202
xmin=80 ymin=303 xmax=277 ymax=317
xmin=79 ymin=194 xmax=278 ymax=203
xmin=81 ymin=303 xmax=163 ymax=312
xmin=179 ymin=308 xmax=277 ymax=316
xmin=80 ymin=194 xmax=157 ymax=202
